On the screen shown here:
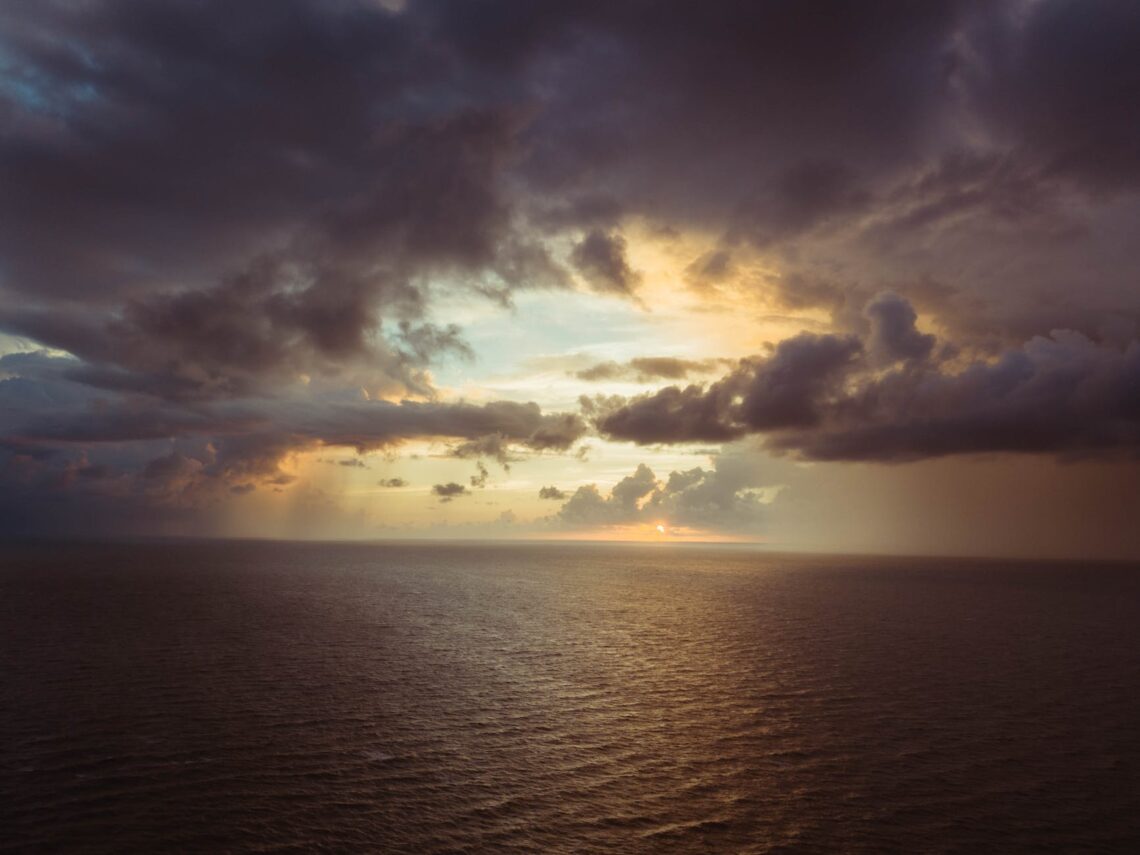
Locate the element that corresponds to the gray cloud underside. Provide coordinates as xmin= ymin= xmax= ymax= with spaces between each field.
xmin=0 ymin=350 xmax=585 ymax=529
xmin=5 ymin=1 xmax=1138 ymax=329
xmin=592 ymin=295 xmax=1140 ymax=461
xmin=1 ymin=352 xmax=584 ymax=450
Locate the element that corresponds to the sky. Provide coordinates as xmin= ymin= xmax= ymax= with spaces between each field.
xmin=1 ymin=0 xmax=1139 ymax=557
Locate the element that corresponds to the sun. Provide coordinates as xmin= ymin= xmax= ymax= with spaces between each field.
xmin=656 ymin=524 xmax=666 ymax=535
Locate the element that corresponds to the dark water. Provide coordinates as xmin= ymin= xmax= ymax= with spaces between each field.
xmin=2 ymin=541 xmax=1139 ymax=853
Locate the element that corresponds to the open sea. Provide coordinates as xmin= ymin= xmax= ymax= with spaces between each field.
xmin=2 ymin=540 xmax=1139 ymax=852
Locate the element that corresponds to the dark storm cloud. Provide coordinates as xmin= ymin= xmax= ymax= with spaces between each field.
xmin=762 ymin=269 xmax=1139 ymax=368
xmin=518 ymin=0 xmax=966 ymax=228
xmin=0 ymin=120 xmax=514 ymax=401
xmin=0 ymin=1 xmax=538 ymax=303
xmin=0 ymin=356 xmax=586 ymax=452
xmin=4 ymin=0 xmax=1137 ymax=316
xmin=962 ymin=0 xmax=1140 ymax=191
xmin=739 ymin=333 xmax=863 ymax=430
xmin=730 ymin=159 xmax=872 ymax=248
xmin=583 ymin=382 xmax=747 ymax=445
xmin=594 ymin=296 xmax=1140 ymax=461
xmin=864 ymin=293 xmax=936 ymax=365
xmin=775 ymin=332 xmax=1140 ymax=462
xmin=3 ymin=0 xmax=1140 ymax=532
xmin=0 ymin=350 xmax=587 ymax=529
xmin=0 ymin=0 xmax=575 ymax=413
xmin=499 ymin=0 xmax=1140 ymax=339
xmin=583 ymin=331 xmax=868 ymax=444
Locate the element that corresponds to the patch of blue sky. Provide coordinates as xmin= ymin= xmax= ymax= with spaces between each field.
xmin=433 ymin=288 xmax=654 ymax=384
xmin=1 ymin=46 xmax=99 ymax=119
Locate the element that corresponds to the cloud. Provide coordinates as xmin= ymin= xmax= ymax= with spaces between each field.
xmin=569 ymin=229 xmax=640 ymax=296
xmin=0 ymin=1 xmax=541 ymax=307
xmin=538 ymin=485 xmax=566 ymax=500
xmin=731 ymin=159 xmax=871 ymax=247
xmin=684 ymin=250 xmax=735 ymax=289
xmin=552 ymin=455 xmax=776 ymax=534
xmin=593 ymin=297 xmax=1140 ymax=460
xmin=864 ymin=293 xmax=937 ymax=365
xmin=584 ymin=381 xmax=747 ymax=445
xmin=0 ymin=349 xmax=587 ymax=528
xmin=449 ymin=433 xmax=518 ymax=467
xmin=962 ymin=0 xmax=1140 ymax=191
xmin=0 ymin=356 xmax=587 ymax=453
xmin=378 ymin=477 xmax=407 ymax=488
xmin=470 ymin=462 xmax=490 ymax=488
xmin=610 ymin=464 xmax=658 ymax=511
xmin=575 ymin=357 xmax=729 ymax=383
xmin=5 ymin=1 xmax=1138 ymax=330
xmin=432 ymin=482 xmax=469 ymax=501
xmin=555 ymin=485 xmax=612 ymax=526
xmin=3 ymin=0 xmax=1140 ymax=542
xmin=739 ymin=333 xmax=863 ymax=430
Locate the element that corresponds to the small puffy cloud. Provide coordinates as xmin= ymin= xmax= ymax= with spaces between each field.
xmin=378 ymin=477 xmax=407 ymax=488
xmin=432 ymin=482 xmax=470 ymax=502
xmin=538 ymin=485 xmax=567 ymax=500
xmin=450 ymin=433 xmax=518 ymax=467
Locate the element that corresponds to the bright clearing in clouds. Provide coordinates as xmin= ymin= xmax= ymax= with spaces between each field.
xmin=1 ymin=0 xmax=1139 ymax=557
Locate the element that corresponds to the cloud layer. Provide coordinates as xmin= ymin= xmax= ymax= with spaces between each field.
xmin=2 ymin=0 xmax=1139 ymax=540
xmin=592 ymin=295 xmax=1140 ymax=460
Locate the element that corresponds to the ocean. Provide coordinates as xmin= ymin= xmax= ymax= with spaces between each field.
xmin=2 ymin=540 xmax=1139 ymax=852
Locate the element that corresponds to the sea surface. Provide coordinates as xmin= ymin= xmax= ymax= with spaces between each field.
xmin=2 ymin=541 xmax=1139 ymax=853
